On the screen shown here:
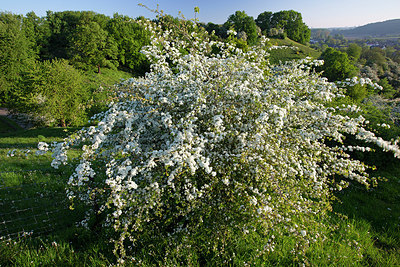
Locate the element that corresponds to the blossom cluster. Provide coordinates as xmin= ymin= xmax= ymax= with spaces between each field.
xmin=337 ymin=76 xmax=383 ymax=91
xmin=37 ymin=16 xmax=400 ymax=261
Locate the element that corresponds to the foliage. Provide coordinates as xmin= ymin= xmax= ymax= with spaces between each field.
xmin=361 ymin=47 xmax=387 ymax=69
xmin=378 ymin=78 xmax=397 ymax=98
xmin=106 ymin=14 xmax=150 ymax=76
xmin=224 ymin=11 xmax=258 ymax=45
xmin=70 ymin=21 xmax=118 ymax=73
xmin=0 ymin=12 xmax=36 ymax=104
xmin=11 ymin=59 xmax=89 ymax=127
xmin=34 ymin=16 xmax=400 ymax=264
xmin=346 ymin=43 xmax=362 ymax=62
xmin=257 ymin=10 xmax=311 ymax=44
xmin=255 ymin=11 xmax=273 ymax=35
xmin=318 ymin=47 xmax=359 ymax=81
xmin=204 ymin=22 xmax=228 ymax=39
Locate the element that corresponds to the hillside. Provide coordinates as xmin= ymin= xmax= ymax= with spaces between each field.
xmin=332 ymin=19 xmax=400 ymax=38
xmin=268 ymin=37 xmax=321 ymax=64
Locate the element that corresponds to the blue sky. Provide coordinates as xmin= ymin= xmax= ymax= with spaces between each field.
xmin=1 ymin=0 xmax=400 ymax=28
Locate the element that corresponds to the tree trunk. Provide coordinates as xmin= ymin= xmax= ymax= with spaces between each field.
xmin=98 ymin=64 xmax=101 ymax=74
xmin=60 ymin=118 xmax=66 ymax=128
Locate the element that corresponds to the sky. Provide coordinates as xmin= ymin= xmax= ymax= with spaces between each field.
xmin=1 ymin=0 xmax=400 ymax=28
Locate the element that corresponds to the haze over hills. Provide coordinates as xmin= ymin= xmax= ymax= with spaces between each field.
xmin=312 ymin=19 xmax=400 ymax=39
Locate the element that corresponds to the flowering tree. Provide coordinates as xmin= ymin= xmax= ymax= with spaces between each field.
xmin=39 ymin=16 xmax=400 ymax=263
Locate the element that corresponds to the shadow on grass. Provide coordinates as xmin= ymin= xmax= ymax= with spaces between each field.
xmin=333 ymin=158 xmax=400 ymax=250
xmin=0 ymin=127 xmax=82 ymax=149
xmin=0 ymin=127 xmax=81 ymax=139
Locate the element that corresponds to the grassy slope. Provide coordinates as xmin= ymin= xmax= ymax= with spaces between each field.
xmin=268 ymin=37 xmax=321 ymax=64
xmin=85 ymin=68 xmax=133 ymax=89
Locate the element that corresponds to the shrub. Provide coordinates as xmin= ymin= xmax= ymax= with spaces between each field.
xmin=39 ymin=17 xmax=400 ymax=264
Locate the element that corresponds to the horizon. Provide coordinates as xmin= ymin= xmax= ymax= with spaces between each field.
xmin=1 ymin=0 xmax=400 ymax=29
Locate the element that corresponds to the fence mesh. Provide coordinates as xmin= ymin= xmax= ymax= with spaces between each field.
xmin=0 ymin=170 xmax=84 ymax=241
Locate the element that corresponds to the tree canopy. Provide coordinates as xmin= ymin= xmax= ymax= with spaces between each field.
xmin=256 ymin=10 xmax=310 ymax=44
xmin=318 ymin=47 xmax=359 ymax=81
xmin=16 ymin=59 xmax=89 ymax=127
xmin=0 ymin=12 xmax=36 ymax=104
xmin=70 ymin=21 xmax=118 ymax=73
xmin=224 ymin=11 xmax=258 ymax=45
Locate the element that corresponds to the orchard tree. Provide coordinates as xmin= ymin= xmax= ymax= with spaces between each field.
xmin=70 ymin=21 xmax=118 ymax=73
xmin=224 ymin=11 xmax=258 ymax=45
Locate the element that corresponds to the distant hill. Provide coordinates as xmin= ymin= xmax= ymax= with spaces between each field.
xmin=331 ymin=19 xmax=400 ymax=38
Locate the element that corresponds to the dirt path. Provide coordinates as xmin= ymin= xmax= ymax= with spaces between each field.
xmin=0 ymin=107 xmax=9 ymax=116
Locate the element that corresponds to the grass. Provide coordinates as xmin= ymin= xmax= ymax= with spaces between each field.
xmin=85 ymin=68 xmax=134 ymax=90
xmin=0 ymin=122 xmax=400 ymax=265
xmin=268 ymin=37 xmax=322 ymax=64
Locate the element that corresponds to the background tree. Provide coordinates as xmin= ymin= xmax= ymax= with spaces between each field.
xmin=361 ymin=47 xmax=387 ymax=70
xmin=43 ymin=11 xmax=82 ymax=60
xmin=22 ymin=12 xmax=49 ymax=56
xmin=269 ymin=10 xmax=310 ymax=44
xmin=70 ymin=21 xmax=118 ymax=73
xmin=346 ymin=43 xmax=362 ymax=62
xmin=255 ymin=11 xmax=273 ymax=35
xmin=378 ymin=77 xmax=397 ymax=98
xmin=204 ymin=22 xmax=228 ymax=39
xmin=106 ymin=14 xmax=150 ymax=75
xmin=224 ymin=11 xmax=258 ymax=45
xmin=318 ymin=47 xmax=359 ymax=81
xmin=16 ymin=59 xmax=89 ymax=127
xmin=0 ymin=12 xmax=36 ymax=104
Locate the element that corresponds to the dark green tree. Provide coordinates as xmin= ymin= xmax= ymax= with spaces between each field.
xmin=106 ymin=14 xmax=150 ymax=75
xmin=346 ymin=84 xmax=368 ymax=102
xmin=361 ymin=47 xmax=387 ymax=68
xmin=318 ymin=47 xmax=359 ymax=81
xmin=204 ymin=22 xmax=228 ymax=39
xmin=255 ymin=11 xmax=273 ymax=35
xmin=43 ymin=11 xmax=111 ymax=62
xmin=269 ymin=10 xmax=310 ymax=44
xmin=43 ymin=11 xmax=82 ymax=60
xmin=70 ymin=21 xmax=118 ymax=73
xmin=346 ymin=43 xmax=362 ymax=62
xmin=224 ymin=11 xmax=258 ymax=45
xmin=378 ymin=78 xmax=396 ymax=98
xmin=22 ymin=12 xmax=47 ymax=56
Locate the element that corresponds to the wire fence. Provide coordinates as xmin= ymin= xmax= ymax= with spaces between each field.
xmin=0 ymin=169 xmax=84 ymax=241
